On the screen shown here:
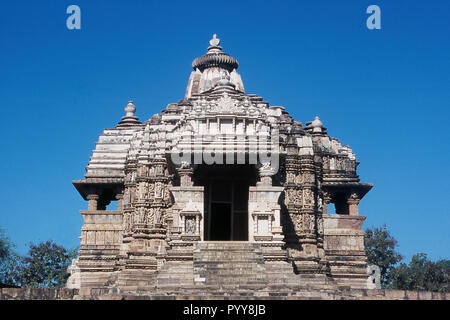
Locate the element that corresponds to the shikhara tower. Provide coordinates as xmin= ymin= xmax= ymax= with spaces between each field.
xmin=68 ymin=35 xmax=374 ymax=294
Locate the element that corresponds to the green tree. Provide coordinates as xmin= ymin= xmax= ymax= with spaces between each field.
xmin=389 ymin=253 xmax=450 ymax=292
xmin=0 ymin=228 xmax=22 ymax=287
xmin=364 ymin=225 xmax=403 ymax=287
xmin=0 ymin=228 xmax=10 ymax=261
xmin=19 ymin=240 xmax=76 ymax=288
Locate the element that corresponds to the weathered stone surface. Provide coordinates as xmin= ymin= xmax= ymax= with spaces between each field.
xmin=1 ymin=288 xmax=448 ymax=300
xmin=0 ymin=288 xmax=79 ymax=300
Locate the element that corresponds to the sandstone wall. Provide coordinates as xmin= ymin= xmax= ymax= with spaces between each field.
xmin=0 ymin=287 xmax=447 ymax=300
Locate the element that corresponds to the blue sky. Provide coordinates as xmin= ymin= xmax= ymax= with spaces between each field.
xmin=0 ymin=0 xmax=449 ymax=261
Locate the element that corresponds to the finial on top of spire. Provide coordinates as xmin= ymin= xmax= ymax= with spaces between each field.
xmin=207 ymin=33 xmax=222 ymax=52
xmin=209 ymin=34 xmax=220 ymax=47
xmin=124 ymin=100 xmax=136 ymax=117
xmin=312 ymin=116 xmax=323 ymax=128
xmin=117 ymin=100 xmax=141 ymax=127
xmin=310 ymin=116 xmax=325 ymax=134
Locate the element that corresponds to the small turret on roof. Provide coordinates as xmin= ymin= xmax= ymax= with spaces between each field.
xmin=117 ymin=100 xmax=141 ymax=127
xmin=306 ymin=116 xmax=327 ymax=135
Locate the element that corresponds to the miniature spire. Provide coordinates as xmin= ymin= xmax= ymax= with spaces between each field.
xmin=311 ymin=116 xmax=323 ymax=133
xmin=307 ymin=115 xmax=329 ymax=135
xmin=117 ymin=100 xmax=141 ymax=127
xmin=305 ymin=116 xmax=326 ymax=135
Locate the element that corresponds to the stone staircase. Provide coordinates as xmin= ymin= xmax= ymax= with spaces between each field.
xmin=192 ymin=242 xmax=268 ymax=291
xmin=121 ymin=241 xmax=337 ymax=296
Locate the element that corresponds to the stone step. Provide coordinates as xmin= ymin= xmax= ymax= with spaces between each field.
xmin=193 ymin=242 xmax=268 ymax=287
xmin=155 ymin=261 xmax=194 ymax=289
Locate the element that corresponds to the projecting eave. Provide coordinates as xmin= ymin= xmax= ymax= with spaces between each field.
xmin=73 ymin=178 xmax=124 ymax=200
xmin=322 ymin=182 xmax=373 ymax=200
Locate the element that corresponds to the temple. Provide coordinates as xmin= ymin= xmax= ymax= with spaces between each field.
xmin=67 ymin=35 xmax=374 ymax=295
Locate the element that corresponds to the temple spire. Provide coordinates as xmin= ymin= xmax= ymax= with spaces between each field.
xmin=186 ymin=34 xmax=244 ymax=98
xmin=117 ymin=100 xmax=141 ymax=127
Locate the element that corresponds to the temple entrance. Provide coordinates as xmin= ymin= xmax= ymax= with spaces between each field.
xmin=194 ymin=165 xmax=257 ymax=241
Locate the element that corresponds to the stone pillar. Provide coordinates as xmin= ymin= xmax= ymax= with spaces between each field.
xmin=115 ymin=193 xmax=123 ymax=211
xmin=298 ymin=155 xmax=319 ymax=256
xmin=257 ymin=162 xmax=277 ymax=186
xmin=87 ymin=194 xmax=99 ymax=211
xmin=283 ymin=145 xmax=300 ymax=248
xmin=178 ymin=166 xmax=194 ymax=187
xmin=347 ymin=192 xmax=360 ymax=216
xmin=322 ymin=191 xmax=331 ymax=215
xmin=122 ymin=157 xmax=172 ymax=274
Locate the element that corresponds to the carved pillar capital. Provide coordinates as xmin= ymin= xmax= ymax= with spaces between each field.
xmin=257 ymin=163 xmax=277 ymax=186
xmin=321 ymin=191 xmax=331 ymax=215
xmin=347 ymin=192 xmax=360 ymax=216
xmin=322 ymin=191 xmax=332 ymax=203
xmin=86 ymin=194 xmax=99 ymax=200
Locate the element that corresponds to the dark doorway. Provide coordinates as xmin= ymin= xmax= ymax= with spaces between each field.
xmin=194 ymin=165 xmax=257 ymax=241
xmin=210 ymin=203 xmax=232 ymax=240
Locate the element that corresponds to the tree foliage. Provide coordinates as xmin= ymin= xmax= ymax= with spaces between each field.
xmin=0 ymin=228 xmax=17 ymax=263
xmin=364 ymin=225 xmax=449 ymax=292
xmin=19 ymin=240 xmax=76 ymax=288
xmin=364 ymin=225 xmax=403 ymax=286
xmin=0 ymin=228 xmax=9 ymax=261
xmin=1 ymin=228 xmax=78 ymax=288
xmin=0 ymin=228 xmax=22 ymax=287
xmin=389 ymin=253 xmax=450 ymax=292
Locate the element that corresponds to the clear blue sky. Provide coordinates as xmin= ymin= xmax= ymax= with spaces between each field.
xmin=0 ymin=0 xmax=449 ymax=262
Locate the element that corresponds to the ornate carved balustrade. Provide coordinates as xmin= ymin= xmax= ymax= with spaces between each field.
xmin=169 ymin=186 xmax=204 ymax=242
xmin=180 ymin=208 xmax=202 ymax=241
xmin=248 ymin=186 xmax=284 ymax=243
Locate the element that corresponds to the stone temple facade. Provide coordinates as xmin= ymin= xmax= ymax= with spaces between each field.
xmin=67 ymin=35 xmax=374 ymax=294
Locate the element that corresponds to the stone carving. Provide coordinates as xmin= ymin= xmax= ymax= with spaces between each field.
xmin=307 ymin=214 xmax=316 ymax=232
xmin=185 ymin=217 xmax=196 ymax=235
xmin=148 ymin=183 xmax=155 ymax=200
xmin=349 ymin=192 xmax=360 ymax=202
xmin=138 ymin=182 xmax=148 ymax=201
xmin=302 ymin=189 xmax=314 ymax=207
xmin=135 ymin=207 xmax=146 ymax=224
xmin=287 ymin=172 xmax=296 ymax=184
xmin=155 ymin=182 xmax=163 ymax=199
xmin=154 ymin=207 xmax=162 ymax=225
xmin=180 ymin=161 xmax=191 ymax=169
xmin=292 ymin=215 xmax=303 ymax=232
xmin=207 ymin=93 xmax=241 ymax=115
xmin=316 ymin=216 xmax=324 ymax=236
xmin=123 ymin=210 xmax=132 ymax=233
xmin=317 ymin=195 xmax=323 ymax=212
